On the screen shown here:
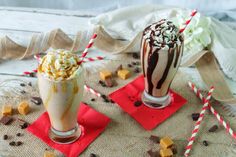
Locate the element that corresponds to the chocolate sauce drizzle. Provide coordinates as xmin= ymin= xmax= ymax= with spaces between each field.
xmin=141 ymin=19 xmax=184 ymax=95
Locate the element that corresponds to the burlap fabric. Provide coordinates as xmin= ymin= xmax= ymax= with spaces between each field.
xmin=0 ymin=54 xmax=235 ymax=157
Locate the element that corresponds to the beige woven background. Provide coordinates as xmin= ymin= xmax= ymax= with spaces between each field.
xmin=0 ymin=54 xmax=236 ymax=157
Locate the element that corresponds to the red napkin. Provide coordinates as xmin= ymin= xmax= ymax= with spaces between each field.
xmin=27 ymin=103 xmax=110 ymax=157
xmin=109 ymin=75 xmax=187 ymax=130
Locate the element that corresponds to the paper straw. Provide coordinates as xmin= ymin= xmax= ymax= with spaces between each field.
xmin=34 ymin=54 xmax=42 ymax=63
xmin=84 ymin=84 xmax=101 ymax=97
xmin=188 ymin=82 xmax=236 ymax=140
xmin=184 ymin=85 xmax=214 ymax=157
xmin=81 ymin=56 xmax=105 ymax=63
xmin=179 ymin=9 xmax=198 ymax=33
xmin=78 ymin=33 xmax=98 ymax=64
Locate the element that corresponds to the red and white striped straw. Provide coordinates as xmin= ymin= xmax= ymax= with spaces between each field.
xmin=80 ymin=56 xmax=105 ymax=63
xmin=78 ymin=33 xmax=98 ymax=64
xmin=84 ymin=84 xmax=101 ymax=97
xmin=179 ymin=9 xmax=198 ymax=33
xmin=188 ymin=82 xmax=236 ymax=140
xmin=184 ymin=85 xmax=214 ymax=157
xmin=34 ymin=54 xmax=42 ymax=63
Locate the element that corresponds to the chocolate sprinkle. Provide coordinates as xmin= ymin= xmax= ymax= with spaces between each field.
xmin=90 ymin=153 xmax=97 ymax=157
xmin=9 ymin=141 xmax=16 ymax=146
xmin=203 ymin=140 xmax=209 ymax=146
xmin=208 ymin=125 xmax=218 ymax=132
xmin=191 ymin=113 xmax=200 ymax=121
xmin=149 ymin=135 xmax=160 ymax=143
xmin=134 ymin=101 xmax=142 ymax=107
xmin=20 ymin=83 xmax=26 ymax=87
xmin=3 ymin=135 xmax=8 ymax=140
xmin=16 ymin=141 xmax=23 ymax=146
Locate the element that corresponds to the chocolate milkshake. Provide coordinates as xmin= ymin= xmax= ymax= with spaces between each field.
xmin=38 ymin=49 xmax=84 ymax=144
xmin=141 ymin=19 xmax=184 ymax=109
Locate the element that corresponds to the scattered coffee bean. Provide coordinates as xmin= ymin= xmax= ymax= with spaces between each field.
xmin=101 ymin=94 xmax=107 ymax=99
xmin=208 ymin=125 xmax=218 ymax=132
xmin=3 ymin=135 xmax=8 ymax=140
xmin=16 ymin=141 xmax=23 ymax=146
xmin=20 ymin=123 xmax=28 ymax=129
xmin=91 ymin=98 xmax=96 ymax=102
xmin=147 ymin=149 xmax=159 ymax=157
xmin=132 ymin=53 xmax=140 ymax=59
xmin=0 ymin=116 xmax=14 ymax=125
xmin=132 ymin=62 xmax=137 ymax=65
xmin=31 ymin=97 xmax=42 ymax=105
xmin=127 ymin=64 xmax=132 ymax=68
xmin=9 ymin=141 xmax=16 ymax=146
xmin=191 ymin=113 xmax=200 ymax=121
xmin=134 ymin=100 xmax=142 ymax=107
xmin=20 ymin=90 xmax=26 ymax=94
xmin=16 ymin=133 xmax=22 ymax=137
xmin=104 ymin=99 xmax=110 ymax=103
xmin=171 ymin=144 xmax=178 ymax=154
xmin=203 ymin=140 xmax=209 ymax=146
xmin=28 ymin=82 xmax=32 ymax=86
xmin=149 ymin=135 xmax=160 ymax=143
xmin=90 ymin=153 xmax=97 ymax=157
xmin=99 ymin=80 xmax=106 ymax=87
xmin=20 ymin=83 xmax=26 ymax=87
xmin=134 ymin=67 xmax=140 ymax=73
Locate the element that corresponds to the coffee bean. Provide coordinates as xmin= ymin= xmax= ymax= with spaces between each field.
xmin=29 ymin=72 xmax=36 ymax=77
xmin=203 ymin=140 xmax=208 ymax=146
xmin=16 ymin=133 xmax=22 ymax=137
xmin=3 ymin=135 xmax=8 ymax=140
xmin=9 ymin=141 xmax=16 ymax=146
xmin=20 ymin=83 xmax=26 ymax=87
xmin=90 ymin=153 xmax=97 ymax=157
xmin=171 ymin=144 xmax=178 ymax=154
xmin=149 ymin=135 xmax=160 ymax=143
xmin=91 ymin=98 xmax=96 ymax=102
xmin=134 ymin=67 xmax=140 ymax=73
xmin=16 ymin=141 xmax=23 ymax=146
xmin=20 ymin=90 xmax=26 ymax=94
xmin=98 ymin=80 xmax=103 ymax=84
xmin=20 ymin=123 xmax=28 ymax=129
xmin=104 ymin=99 xmax=110 ymax=103
xmin=208 ymin=125 xmax=218 ymax=132
xmin=191 ymin=113 xmax=200 ymax=121
xmin=127 ymin=64 xmax=132 ymax=68
xmin=101 ymin=95 xmax=107 ymax=99
xmin=132 ymin=62 xmax=137 ymax=65
xmin=28 ymin=82 xmax=32 ymax=86
xmin=132 ymin=53 xmax=140 ymax=59
xmin=134 ymin=101 xmax=142 ymax=107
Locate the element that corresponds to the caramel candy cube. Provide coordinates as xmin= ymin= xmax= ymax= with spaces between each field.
xmin=18 ymin=102 xmax=30 ymax=115
xmin=117 ymin=69 xmax=130 ymax=80
xmin=160 ymin=148 xmax=173 ymax=157
xmin=44 ymin=151 xmax=55 ymax=157
xmin=100 ymin=70 xmax=112 ymax=81
xmin=2 ymin=105 xmax=12 ymax=116
xmin=160 ymin=136 xmax=174 ymax=149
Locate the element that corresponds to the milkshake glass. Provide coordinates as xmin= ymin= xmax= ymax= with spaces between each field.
xmin=141 ymin=19 xmax=184 ymax=109
xmin=37 ymin=49 xmax=84 ymax=144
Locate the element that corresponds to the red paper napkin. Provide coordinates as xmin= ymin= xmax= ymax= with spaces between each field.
xmin=109 ymin=75 xmax=187 ymax=130
xmin=27 ymin=103 xmax=110 ymax=157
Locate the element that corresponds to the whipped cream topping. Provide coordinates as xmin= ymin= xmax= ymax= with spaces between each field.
xmin=143 ymin=19 xmax=183 ymax=50
xmin=38 ymin=49 xmax=80 ymax=81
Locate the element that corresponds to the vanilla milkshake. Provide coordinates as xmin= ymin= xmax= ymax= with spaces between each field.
xmin=38 ymin=49 xmax=84 ymax=144
xmin=141 ymin=19 xmax=184 ymax=109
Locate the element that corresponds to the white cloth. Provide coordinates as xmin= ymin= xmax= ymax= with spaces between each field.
xmin=90 ymin=5 xmax=236 ymax=81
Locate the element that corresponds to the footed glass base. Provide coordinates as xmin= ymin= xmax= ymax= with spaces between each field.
xmin=49 ymin=123 xmax=81 ymax=144
xmin=142 ymin=91 xmax=171 ymax=109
